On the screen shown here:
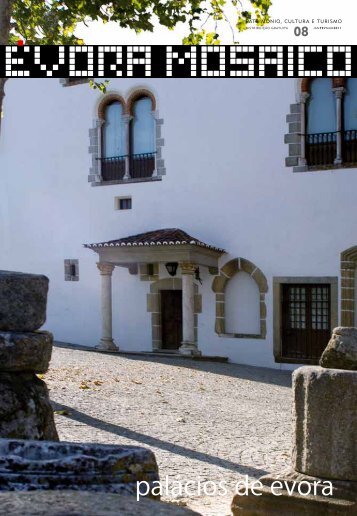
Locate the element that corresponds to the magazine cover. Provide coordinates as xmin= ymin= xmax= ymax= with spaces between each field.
xmin=0 ymin=0 xmax=356 ymax=515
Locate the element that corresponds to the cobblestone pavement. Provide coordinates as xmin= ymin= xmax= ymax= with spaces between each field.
xmin=46 ymin=346 xmax=292 ymax=516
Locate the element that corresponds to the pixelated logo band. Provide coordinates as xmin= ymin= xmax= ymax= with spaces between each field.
xmin=0 ymin=45 xmax=355 ymax=78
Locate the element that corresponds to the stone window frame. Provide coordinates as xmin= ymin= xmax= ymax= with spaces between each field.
xmin=147 ymin=278 xmax=202 ymax=351
xmin=212 ymin=258 xmax=268 ymax=339
xmin=340 ymin=246 xmax=357 ymax=326
xmin=285 ymin=78 xmax=350 ymax=173
xmin=64 ymin=259 xmax=79 ymax=281
xmin=114 ymin=196 xmax=132 ymax=211
xmin=273 ymin=276 xmax=338 ymax=364
xmin=88 ymin=88 xmax=166 ymax=186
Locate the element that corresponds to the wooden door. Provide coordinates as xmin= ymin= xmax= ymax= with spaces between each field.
xmin=161 ymin=290 xmax=182 ymax=350
xmin=282 ymin=284 xmax=330 ymax=361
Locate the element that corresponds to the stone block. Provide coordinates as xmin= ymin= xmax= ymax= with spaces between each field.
xmin=239 ymin=258 xmax=256 ymax=276
xmin=0 ymin=491 xmax=199 ymax=515
xmin=290 ymin=103 xmax=301 ymax=114
xmin=289 ymin=122 xmax=301 ymax=133
xmin=285 ymin=133 xmax=301 ymax=144
xmin=0 ymin=271 xmax=49 ymax=332
xmin=216 ymin=302 xmax=225 ymax=318
xmin=320 ymin=327 xmax=357 ymax=370
xmin=215 ymin=318 xmax=225 ymax=334
xmin=260 ymin=302 xmax=267 ymax=319
xmin=0 ymin=440 xmax=159 ymax=495
xmin=251 ymin=268 xmax=268 ymax=293
xmin=212 ymin=275 xmax=228 ymax=294
xmin=0 ymin=373 xmax=58 ymax=440
xmin=260 ymin=319 xmax=267 ymax=339
xmin=289 ymin=143 xmax=302 ymax=156
xmin=0 ymin=331 xmax=53 ymax=373
xmin=194 ymin=294 xmax=202 ymax=314
xmin=293 ymin=165 xmax=309 ymax=173
xmin=286 ymin=156 xmax=299 ymax=167
xmin=221 ymin=259 xmax=239 ymax=278
xmin=292 ymin=366 xmax=357 ymax=480
xmin=286 ymin=113 xmax=301 ymax=123
xmin=232 ymin=470 xmax=357 ymax=515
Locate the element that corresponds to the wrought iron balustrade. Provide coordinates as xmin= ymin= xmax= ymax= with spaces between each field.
xmin=130 ymin=152 xmax=156 ymax=178
xmin=343 ymin=129 xmax=357 ymax=165
xmin=97 ymin=152 xmax=156 ymax=182
xmin=306 ymin=130 xmax=357 ymax=168
xmin=98 ymin=155 xmax=126 ymax=181
xmin=306 ymin=132 xmax=337 ymax=167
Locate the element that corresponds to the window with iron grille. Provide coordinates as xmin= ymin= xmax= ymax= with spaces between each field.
xmin=286 ymin=78 xmax=357 ymax=172
xmin=96 ymin=93 xmax=158 ymax=183
xmin=64 ymin=259 xmax=79 ymax=281
xmin=306 ymin=79 xmax=357 ymax=168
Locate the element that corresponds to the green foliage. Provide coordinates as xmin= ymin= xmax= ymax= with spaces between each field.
xmin=9 ymin=0 xmax=272 ymax=45
xmin=89 ymin=79 xmax=109 ymax=93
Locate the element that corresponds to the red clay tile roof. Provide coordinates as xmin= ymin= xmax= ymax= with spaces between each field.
xmin=84 ymin=228 xmax=225 ymax=252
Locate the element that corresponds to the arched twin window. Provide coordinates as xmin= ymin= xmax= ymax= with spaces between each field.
xmin=305 ymin=78 xmax=357 ymax=167
xmin=100 ymin=92 xmax=156 ymax=181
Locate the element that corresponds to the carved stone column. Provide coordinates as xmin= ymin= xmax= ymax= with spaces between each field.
xmin=151 ymin=110 xmax=158 ymax=177
xmin=97 ymin=263 xmax=118 ymax=351
xmin=333 ymin=87 xmax=345 ymax=166
xmin=179 ymin=263 xmax=201 ymax=356
xmin=299 ymin=92 xmax=310 ymax=166
xmin=96 ymin=118 xmax=105 ymax=182
xmin=122 ymin=114 xmax=132 ymax=180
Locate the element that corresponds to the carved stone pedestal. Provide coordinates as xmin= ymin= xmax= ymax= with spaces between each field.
xmin=232 ymin=353 xmax=357 ymax=515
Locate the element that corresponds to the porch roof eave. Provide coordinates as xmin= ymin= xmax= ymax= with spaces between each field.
xmin=86 ymin=243 xmax=225 ymax=268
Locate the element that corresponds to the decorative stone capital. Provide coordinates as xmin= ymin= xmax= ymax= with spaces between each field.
xmin=97 ymin=263 xmax=115 ymax=276
xmin=122 ymin=114 xmax=133 ymax=124
xmin=180 ymin=263 xmax=196 ymax=275
xmin=300 ymin=92 xmax=310 ymax=103
xmin=332 ymin=87 xmax=346 ymax=99
xmin=95 ymin=118 xmax=105 ymax=128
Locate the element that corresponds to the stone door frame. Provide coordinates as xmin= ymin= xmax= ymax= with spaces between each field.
xmin=147 ymin=278 xmax=202 ymax=351
xmin=273 ymin=276 xmax=338 ymax=364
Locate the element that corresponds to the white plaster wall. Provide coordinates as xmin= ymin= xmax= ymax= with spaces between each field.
xmin=225 ymin=272 xmax=260 ymax=335
xmin=0 ymin=77 xmax=355 ymax=369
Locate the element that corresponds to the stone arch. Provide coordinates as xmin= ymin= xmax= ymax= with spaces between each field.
xmin=147 ymin=277 xmax=202 ymax=351
xmin=340 ymin=245 xmax=357 ymax=326
xmin=97 ymin=93 xmax=126 ymax=120
xmin=301 ymin=77 xmax=345 ymax=93
xmin=212 ymin=258 xmax=268 ymax=338
xmin=126 ymin=89 xmax=156 ymax=115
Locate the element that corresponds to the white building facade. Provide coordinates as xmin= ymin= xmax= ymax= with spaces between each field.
xmin=1 ymin=76 xmax=357 ymax=369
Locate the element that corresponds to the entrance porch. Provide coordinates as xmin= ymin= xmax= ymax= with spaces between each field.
xmin=85 ymin=228 xmax=225 ymax=356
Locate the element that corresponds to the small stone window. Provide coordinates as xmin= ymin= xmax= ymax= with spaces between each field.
xmin=115 ymin=196 xmax=132 ymax=210
xmin=64 ymin=259 xmax=79 ymax=281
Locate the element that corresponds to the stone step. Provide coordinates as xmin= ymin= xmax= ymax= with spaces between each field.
xmin=55 ymin=341 xmax=229 ymax=362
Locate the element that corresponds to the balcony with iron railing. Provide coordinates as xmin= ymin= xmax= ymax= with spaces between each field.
xmin=306 ymin=130 xmax=357 ymax=168
xmin=97 ymin=152 xmax=156 ymax=182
